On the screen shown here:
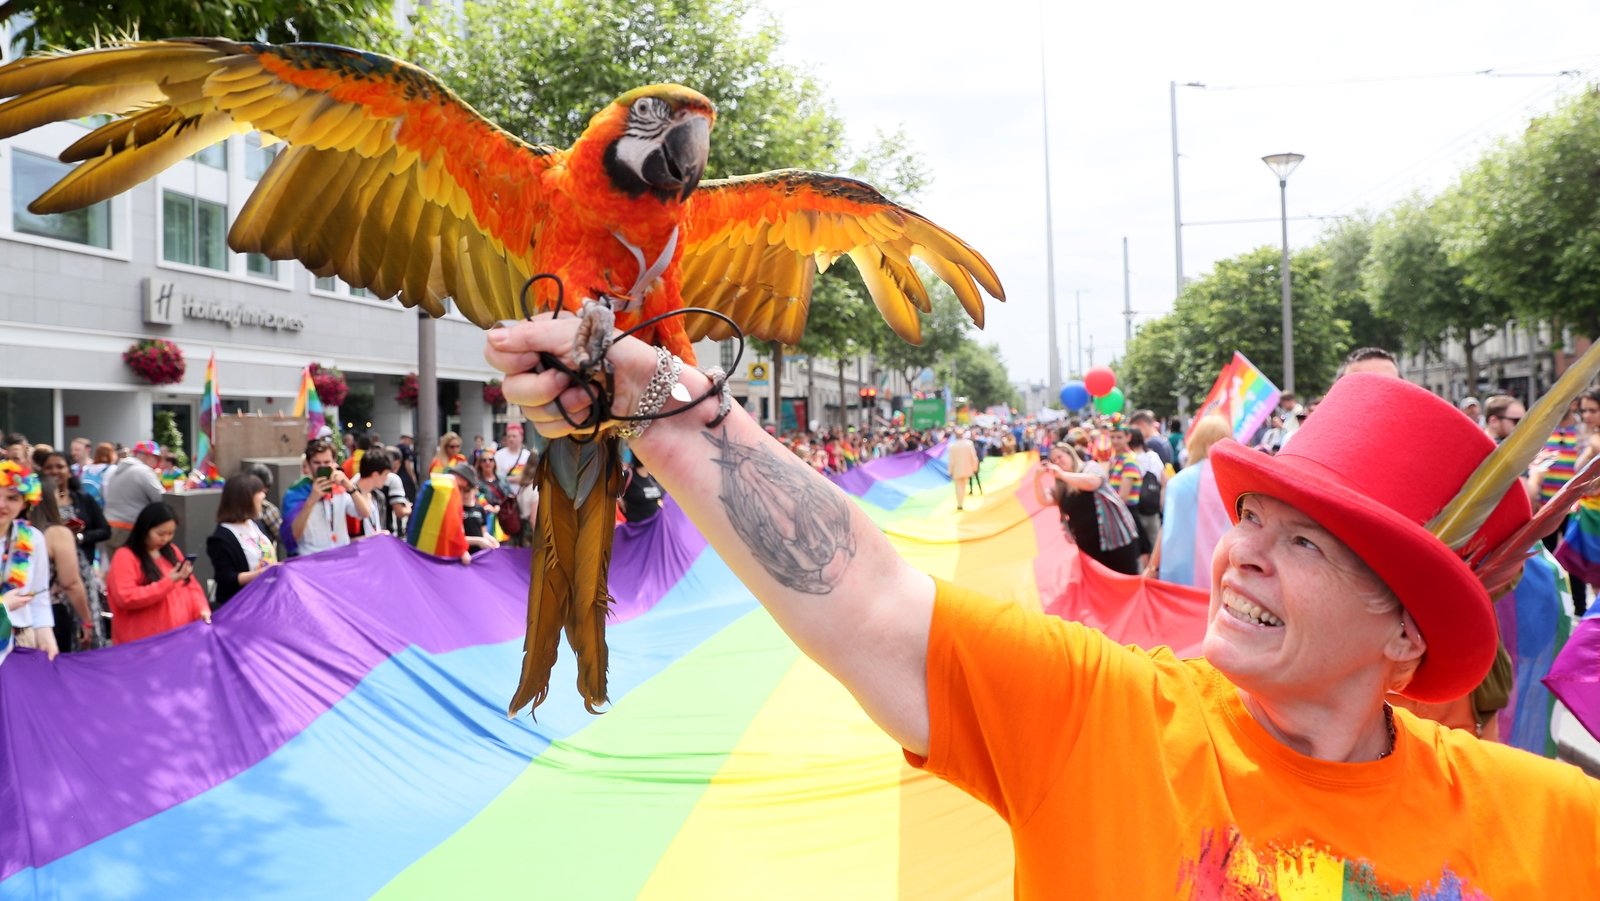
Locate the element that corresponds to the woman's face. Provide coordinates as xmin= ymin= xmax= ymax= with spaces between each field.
xmin=43 ymin=455 xmax=71 ymax=488
xmin=478 ymin=457 xmax=495 ymax=476
xmin=0 ymin=487 xmax=24 ymax=526
xmin=443 ymin=438 xmax=462 ymax=456
xmin=146 ymin=520 xmax=177 ymax=551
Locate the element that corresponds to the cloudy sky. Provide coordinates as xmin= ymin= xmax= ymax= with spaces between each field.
xmin=763 ymin=0 xmax=1600 ymax=386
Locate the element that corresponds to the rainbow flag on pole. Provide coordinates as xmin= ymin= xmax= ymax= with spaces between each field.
xmin=1188 ymin=351 xmax=1281 ymax=443
xmin=293 ymin=365 xmax=325 ymax=441
xmin=190 ymin=352 xmax=222 ymax=486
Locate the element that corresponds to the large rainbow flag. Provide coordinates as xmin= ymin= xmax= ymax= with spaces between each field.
xmin=0 ymin=446 xmax=1211 ymax=899
xmin=1188 ymin=351 xmax=1281 ymax=443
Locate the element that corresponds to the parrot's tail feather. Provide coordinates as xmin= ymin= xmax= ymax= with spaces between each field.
xmin=568 ymin=446 xmax=624 ymax=713
xmin=508 ymin=453 xmax=574 ymax=717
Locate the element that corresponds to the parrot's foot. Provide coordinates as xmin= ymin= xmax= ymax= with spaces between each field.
xmin=573 ymin=299 xmax=617 ymax=375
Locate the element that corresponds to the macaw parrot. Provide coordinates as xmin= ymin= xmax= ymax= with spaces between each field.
xmin=0 ymin=39 xmax=1006 ymax=715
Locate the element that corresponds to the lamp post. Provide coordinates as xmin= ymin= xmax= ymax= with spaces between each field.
xmin=1262 ymin=152 xmax=1304 ymax=395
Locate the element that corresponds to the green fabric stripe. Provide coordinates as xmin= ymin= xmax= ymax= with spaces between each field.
xmin=373 ymin=608 xmax=801 ymax=900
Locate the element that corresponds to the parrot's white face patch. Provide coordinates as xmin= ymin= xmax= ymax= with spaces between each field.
xmin=613 ymin=97 xmax=674 ymax=179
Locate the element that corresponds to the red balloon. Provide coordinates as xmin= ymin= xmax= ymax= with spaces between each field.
xmin=1084 ymin=366 xmax=1117 ymax=397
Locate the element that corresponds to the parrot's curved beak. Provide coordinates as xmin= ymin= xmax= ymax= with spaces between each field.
xmin=646 ymin=116 xmax=709 ymax=201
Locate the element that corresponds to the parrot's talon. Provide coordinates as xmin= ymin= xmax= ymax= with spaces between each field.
xmin=572 ymin=298 xmax=617 ymax=376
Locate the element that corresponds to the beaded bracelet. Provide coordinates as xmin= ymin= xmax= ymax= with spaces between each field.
xmin=701 ymin=366 xmax=734 ymax=428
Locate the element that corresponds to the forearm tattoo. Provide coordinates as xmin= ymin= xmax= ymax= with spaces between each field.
xmin=704 ymin=429 xmax=856 ymax=594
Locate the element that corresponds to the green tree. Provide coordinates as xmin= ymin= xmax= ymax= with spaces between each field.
xmin=1316 ymin=214 xmax=1395 ymax=354
xmin=1167 ymin=245 xmax=1350 ymax=402
xmin=1444 ymin=88 xmax=1600 ymax=337
xmin=1117 ymin=314 xmax=1184 ymax=418
xmin=1364 ymin=192 xmax=1507 ymax=392
xmin=946 ymin=341 xmax=1019 ymax=410
xmin=405 ymin=0 xmax=841 ymax=177
xmin=2 ymin=0 xmax=399 ymax=51
xmin=874 ymin=278 xmax=973 ymax=385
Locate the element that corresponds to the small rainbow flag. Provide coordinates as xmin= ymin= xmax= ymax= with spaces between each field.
xmin=1188 ymin=351 xmax=1281 ymax=443
xmin=407 ymin=474 xmax=468 ymax=559
xmin=292 ymin=365 xmax=325 ymax=441
xmin=190 ymin=352 xmax=222 ymax=485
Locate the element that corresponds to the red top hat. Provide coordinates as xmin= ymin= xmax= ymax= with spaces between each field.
xmin=1209 ymin=373 xmax=1529 ymax=703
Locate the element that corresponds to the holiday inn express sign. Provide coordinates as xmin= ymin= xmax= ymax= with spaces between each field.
xmin=142 ymin=277 xmax=306 ymax=332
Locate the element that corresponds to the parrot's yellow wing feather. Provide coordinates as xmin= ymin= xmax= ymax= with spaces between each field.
xmin=680 ymin=169 xmax=1005 ymax=346
xmin=0 ymin=39 xmax=558 ymax=326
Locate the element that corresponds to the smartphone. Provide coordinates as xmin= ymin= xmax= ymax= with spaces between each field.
xmin=315 ymin=465 xmax=334 ymax=480
xmin=65 ymin=516 xmax=85 ymax=531
xmin=183 ymin=553 xmax=198 ymax=563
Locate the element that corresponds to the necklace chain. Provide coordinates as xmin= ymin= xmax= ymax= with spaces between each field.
xmin=1376 ymin=703 xmax=1396 ymax=760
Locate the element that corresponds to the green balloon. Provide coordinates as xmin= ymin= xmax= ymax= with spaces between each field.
xmin=1094 ymin=387 xmax=1125 ymax=414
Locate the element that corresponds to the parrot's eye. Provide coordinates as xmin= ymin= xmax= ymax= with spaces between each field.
xmin=626 ymin=97 xmax=674 ymax=139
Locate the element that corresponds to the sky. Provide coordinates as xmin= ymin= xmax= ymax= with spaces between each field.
xmin=761 ymin=0 xmax=1600 ymax=388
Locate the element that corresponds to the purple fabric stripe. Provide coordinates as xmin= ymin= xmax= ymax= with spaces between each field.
xmin=829 ymin=443 xmax=945 ymax=497
xmin=609 ymin=499 xmax=708 ymax=622
xmin=0 ymin=537 xmax=530 ymax=880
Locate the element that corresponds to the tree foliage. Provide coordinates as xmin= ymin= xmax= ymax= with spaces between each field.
xmin=1364 ymin=192 xmax=1507 ymax=389
xmin=404 ymin=0 xmax=841 ymax=178
xmin=1444 ymin=88 xmax=1600 ymax=337
xmin=1117 ymin=246 xmax=1350 ymax=418
xmin=948 ymin=341 xmax=1020 ymax=410
xmin=1 ymin=0 xmax=400 ymax=51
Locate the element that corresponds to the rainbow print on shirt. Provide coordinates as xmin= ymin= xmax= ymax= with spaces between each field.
xmin=1180 ymin=827 xmax=1489 ymax=900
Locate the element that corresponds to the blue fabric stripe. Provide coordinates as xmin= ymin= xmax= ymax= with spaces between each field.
xmin=1 ymin=550 xmax=755 ymax=901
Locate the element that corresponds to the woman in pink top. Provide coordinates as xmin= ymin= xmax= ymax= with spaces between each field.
xmin=107 ymin=501 xmax=210 ymax=644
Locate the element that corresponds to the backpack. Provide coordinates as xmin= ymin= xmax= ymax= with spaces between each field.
xmin=1136 ymin=470 xmax=1162 ymax=517
xmin=497 ymin=488 xmax=523 ymax=539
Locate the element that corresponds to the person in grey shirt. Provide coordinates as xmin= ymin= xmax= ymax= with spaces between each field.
xmin=102 ymin=440 xmax=165 ymax=552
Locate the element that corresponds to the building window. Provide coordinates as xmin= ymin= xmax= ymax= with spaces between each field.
xmin=192 ymin=141 xmax=227 ymax=170
xmin=11 ymin=151 xmax=112 ymax=248
xmin=246 ymin=252 xmax=277 ymax=279
xmin=244 ymin=133 xmax=277 ymax=180
xmin=720 ymin=339 xmax=737 ymax=371
xmin=163 ymin=191 xmax=227 ymax=270
xmin=314 ymin=275 xmax=338 ymax=291
xmin=349 ymin=285 xmax=370 ymax=298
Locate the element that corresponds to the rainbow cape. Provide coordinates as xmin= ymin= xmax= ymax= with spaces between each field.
xmin=292 ymin=365 xmax=325 ymax=440
xmin=0 ymin=447 xmax=1211 ymax=897
xmin=406 ymin=474 xmax=469 ymax=559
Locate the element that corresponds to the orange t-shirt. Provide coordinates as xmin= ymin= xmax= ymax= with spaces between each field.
xmin=907 ymin=580 xmax=1600 ymax=899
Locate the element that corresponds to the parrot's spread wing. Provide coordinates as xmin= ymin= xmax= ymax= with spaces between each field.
xmin=679 ymin=169 xmax=1005 ymax=346
xmin=0 ymin=39 xmax=555 ymax=325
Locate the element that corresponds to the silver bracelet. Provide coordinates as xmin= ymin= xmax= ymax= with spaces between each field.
xmin=614 ymin=346 xmax=681 ymax=440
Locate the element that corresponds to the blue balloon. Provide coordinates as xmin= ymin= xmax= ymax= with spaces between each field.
xmin=1059 ymin=381 xmax=1090 ymax=410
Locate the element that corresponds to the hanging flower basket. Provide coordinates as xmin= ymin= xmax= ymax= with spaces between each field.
xmin=124 ymin=338 xmax=186 ymax=386
xmin=396 ymin=373 xmax=419 ymax=409
xmin=309 ymin=363 xmax=349 ymax=408
xmin=483 ymin=380 xmax=506 ymax=410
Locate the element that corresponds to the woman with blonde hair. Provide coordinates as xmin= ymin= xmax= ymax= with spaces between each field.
xmin=428 ymin=431 xmax=467 ymax=475
xmin=1153 ymin=414 xmax=1233 ymax=585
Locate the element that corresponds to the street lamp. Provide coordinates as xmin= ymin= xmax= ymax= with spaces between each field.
xmin=1262 ymin=152 xmax=1304 ymax=395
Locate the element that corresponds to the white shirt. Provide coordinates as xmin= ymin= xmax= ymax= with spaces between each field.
xmin=494 ymin=446 xmax=530 ymax=482
xmin=222 ymin=520 xmax=273 ymax=571
xmin=296 ymin=492 xmax=356 ymax=555
xmin=2 ymin=521 xmax=52 ymax=629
